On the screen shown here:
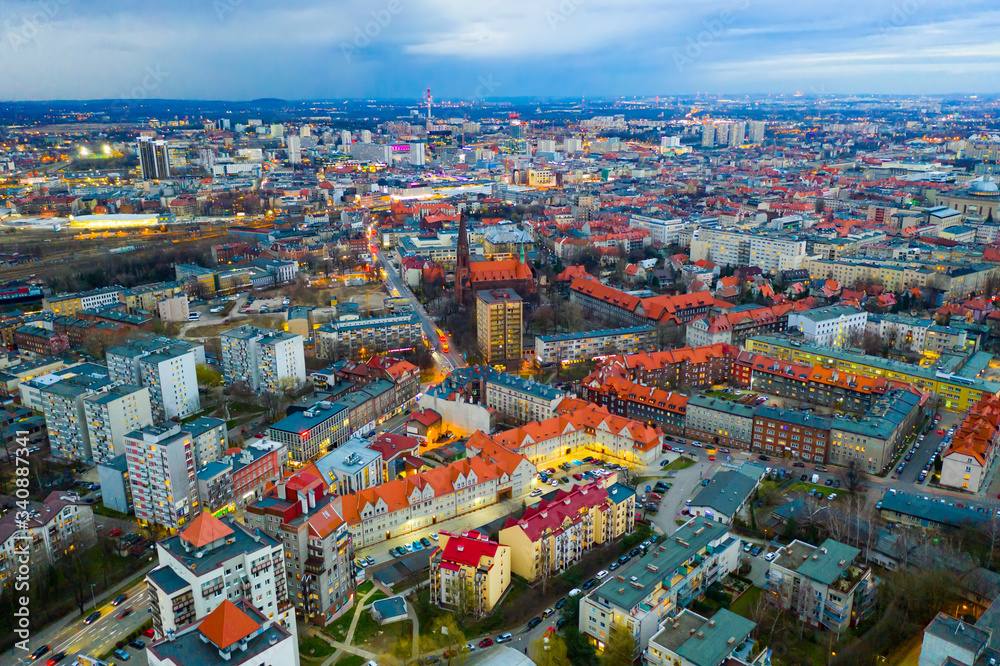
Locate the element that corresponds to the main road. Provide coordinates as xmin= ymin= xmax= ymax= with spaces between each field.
xmin=373 ymin=246 xmax=466 ymax=371
xmin=2 ymin=577 xmax=152 ymax=666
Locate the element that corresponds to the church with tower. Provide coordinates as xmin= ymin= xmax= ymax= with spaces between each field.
xmin=454 ymin=216 xmax=536 ymax=305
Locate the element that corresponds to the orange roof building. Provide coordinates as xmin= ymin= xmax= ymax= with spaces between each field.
xmin=941 ymin=395 xmax=1000 ymax=493
xmin=179 ymin=511 xmax=235 ymax=549
xmin=333 ymin=439 xmax=535 ymax=548
xmin=197 ymin=600 xmax=262 ymax=650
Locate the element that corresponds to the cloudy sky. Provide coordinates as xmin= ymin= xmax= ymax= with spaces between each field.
xmin=0 ymin=0 xmax=997 ymax=100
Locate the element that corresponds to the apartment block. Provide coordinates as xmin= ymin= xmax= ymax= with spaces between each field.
xmin=579 ymin=519 xmax=741 ymax=659
xmin=334 ymin=438 xmax=535 ymax=548
xmin=535 ymin=325 xmax=658 ymax=365
xmin=185 ymin=416 xmax=228 ymax=468
xmin=221 ymin=325 xmax=306 ymax=393
xmin=0 ymin=493 xmax=97 ymax=590
xmin=146 ymin=600 xmax=298 ymax=666
xmin=748 ymin=236 xmax=808 ymax=273
xmin=684 ymin=396 xmax=756 ymax=450
xmin=83 ymin=384 xmax=153 ymax=465
xmin=315 ymin=313 xmax=423 ymax=360
xmin=582 ymin=377 xmax=688 ymax=437
xmin=430 ymin=530 xmax=511 ymax=619
xmin=765 ymin=538 xmax=877 ymax=633
xmin=312 ymin=438 xmax=383 ymax=496
xmin=125 ymin=424 xmax=198 ymax=531
xmin=752 ymin=406 xmax=832 ymax=463
xmin=107 ymin=336 xmax=203 ymax=422
xmin=40 ymin=368 xmax=114 ymax=462
xmin=940 ymin=394 xmax=1000 ymax=493
xmin=145 ymin=512 xmax=293 ymax=639
xmin=828 ymin=389 xmax=924 ymax=474
xmin=787 ymin=305 xmax=867 ymax=349
xmin=245 ymin=472 xmax=356 ymax=626
xmin=499 ymin=481 xmax=635 ymax=582
xmin=196 ymin=439 xmax=285 ymax=515
xmin=477 ymin=289 xmax=524 ymax=364
xmin=645 ymin=609 xmax=765 ymax=666
xmin=489 ymin=403 xmax=665 ymax=467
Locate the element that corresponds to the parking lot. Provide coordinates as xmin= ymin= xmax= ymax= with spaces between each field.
xmin=239 ymin=295 xmax=289 ymax=314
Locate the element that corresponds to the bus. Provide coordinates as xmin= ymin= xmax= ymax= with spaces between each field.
xmin=437 ymin=329 xmax=449 ymax=353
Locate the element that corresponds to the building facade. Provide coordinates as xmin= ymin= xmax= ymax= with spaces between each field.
xmin=125 ymin=424 xmax=198 ymax=531
xmin=477 ymin=289 xmax=524 ymax=364
xmin=429 ymin=530 xmax=511 ymax=619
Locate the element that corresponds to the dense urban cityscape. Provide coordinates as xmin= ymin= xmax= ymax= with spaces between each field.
xmin=1 ymin=11 xmax=1000 ymax=666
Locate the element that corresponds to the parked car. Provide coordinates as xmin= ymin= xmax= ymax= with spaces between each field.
xmin=609 ymin=562 xmax=620 ymax=571
xmin=113 ymin=649 xmax=131 ymax=662
xmin=530 ymin=488 xmax=543 ymax=497
xmin=597 ymin=569 xmax=609 ymax=579
xmin=555 ymin=597 xmax=567 ymax=609
xmin=143 ymin=628 xmax=155 ymax=638
xmin=751 ymin=545 xmax=763 ymax=556
xmin=557 ymin=617 xmax=567 ymax=629
xmin=411 ymin=541 xmax=423 ymax=551
xmin=497 ymin=633 xmax=513 ymax=643
xmin=527 ymin=617 xmax=542 ymax=629
xmin=365 ymin=556 xmax=376 ymax=566
xmin=764 ymin=552 xmax=777 ymax=562
xmin=583 ymin=578 xmax=597 ymax=590
xmin=420 ymin=537 xmax=431 ymax=548
xmin=479 ymin=638 xmax=493 ymax=648
xmin=128 ymin=639 xmax=145 ymax=650
xmin=758 ymin=455 xmax=770 ymax=461
xmin=792 ymin=462 xmax=805 ymax=468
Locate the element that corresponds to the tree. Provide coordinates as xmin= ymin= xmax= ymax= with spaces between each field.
xmin=601 ymin=622 xmax=635 ymax=666
xmin=842 ymin=459 xmax=867 ymax=495
xmin=531 ymin=633 xmax=571 ymax=666
xmin=196 ymin=364 xmax=223 ymax=387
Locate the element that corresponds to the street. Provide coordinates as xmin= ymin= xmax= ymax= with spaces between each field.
xmin=2 ymin=578 xmax=152 ymax=666
xmin=373 ymin=246 xmax=466 ymax=372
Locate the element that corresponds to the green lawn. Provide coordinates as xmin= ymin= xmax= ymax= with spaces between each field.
xmin=664 ymin=457 xmax=695 ymax=471
xmin=351 ymin=610 xmax=382 ymax=645
xmin=785 ymin=482 xmax=840 ymax=499
xmin=357 ymin=580 xmax=375 ymax=596
xmin=323 ymin=609 xmax=355 ymax=642
xmin=335 ymin=656 xmax=366 ymax=666
xmin=299 ymin=634 xmax=336 ymax=660
xmin=728 ymin=586 xmax=762 ymax=619
xmin=363 ymin=619 xmax=412 ymax=655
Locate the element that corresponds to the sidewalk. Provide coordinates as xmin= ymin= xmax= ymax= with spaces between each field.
xmin=310 ymin=586 xmax=380 ymax=665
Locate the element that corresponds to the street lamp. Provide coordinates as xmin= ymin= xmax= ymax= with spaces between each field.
xmin=90 ymin=583 xmax=97 ymax=609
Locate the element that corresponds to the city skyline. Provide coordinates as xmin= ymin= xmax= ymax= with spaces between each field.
xmin=0 ymin=0 xmax=998 ymax=101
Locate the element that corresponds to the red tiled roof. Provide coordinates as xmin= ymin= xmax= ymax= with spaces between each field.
xmin=180 ymin=512 xmax=234 ymax=548
xmin=439 ymin=531 xmax=499 ymax=568
xmin=198 ymin=600 xmax=260 ymax=650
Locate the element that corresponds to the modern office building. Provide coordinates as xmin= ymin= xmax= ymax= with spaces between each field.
xmin=83 ymin=384 xmax=153 ymax=465
xmin=137 ymin=137 xmax=171 ymax=180
xmin=477 ymin=289 xmax=524 ymax=364
xmin=221 ymin=325 xmax=306 ymax=393
xmin=268 ymin=400 xmax=351 ymax=463
xmin=125 ymin=424 xmax=198 ymax=531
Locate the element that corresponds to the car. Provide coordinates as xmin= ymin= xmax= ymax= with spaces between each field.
xmin=45 ymin=654 xmax=65 ymax=666
xmin=555 ymin=597 xmax=567 ymax=609
xmin=905 ymin=454 xmax=912 ymax=461
xmin=355 ymin=557 xmax=367 ymax=568
xmin=751 ymin=545 xmax=763 ymax=556
xmin=573 ymin=473 xmax=583 ymax=480
xmin=530 ymin=488 xmax=543 ymax=497
xmin=479 ymin=638 xmax=494 ymax=648
xmin=129 ymin=639 xmax=145 ymax=650
xmin=597 ymin=569 xmax=609 ymax=579
xmin=793 ymin=462 xmax=805 ymax=467
xmin=897 ymin=465 xmax=905 ymax=473
xmin=528 ymin=617 xmax=543 ymax=629
xmin=143 ymin=628 xmax=155 ymax=638
xmin=549 ymin=479 xmax=558 ymax=486
xmin=113 ymin=649 xmax=131 ymax=661
xmin=828 ymin=493 xmax=837 ymax=500
xmin=412 ymin=540 xmax=424 ymax=551
xmin=85 ymin=611 xmax=101 ymax=624
xmin=799 ymin=474 xmax=808 ymax=481
xmin=113 ymin=592 xmax=129 ymax=606
xmin=825 ymin=479 xmax=833 ymax=486
xmin=420 ymin=537 xmax=431 ymax=548
xmin=404 ymin=543 xmax=414 ymax=552
xmin=629 ymin=547 xmax=641 ymax=557
xmin=685 ymin=498 xmax=692 ymax=505
xmin=833 ymin=480 xmax=841 ymax=488
xmin=116 ymin=607 xmax=133 ymax=619
xmin=464 ymin=644 xmax=477 ymax=652
xmin=583 ymin=578 xmax=597 ymax=590
xmin=557 ymin=617 xmax=567 ymax=629
xmin=545 ymin=468 xmax=557 ymax=475
xmin=937 ymin=429 xmax=945 ymax=434
xmin=758 ymin=455 xmax=770 ymax=461
xmin=561 ymin=476 xmax=570 ymax=484
xmin=764 ymin=552 xmax=777 ymax=562
xmin=568 ymin=588 xmax=583 ymax=597
xmin=609 ymin=561 xmax=620 ymax=571
xmin=497 ymin=632 xmax=513 ymax=643
xmin=673 ymin=448 xmax=685 ymax=454
xmin=366 ymin=555 xmax=376 ymax=566
xmin=814 ymin=466 xmax=827 ymax=472
xmin=430 ymin=533 xmax=439 ymax=541
xmin=618 ymin=554 xmax=630 ymax=564
xmin=744 ymin=542 xmax=753 ymax=552
xmin=30 ymin=645 xmax=52 ymax=661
